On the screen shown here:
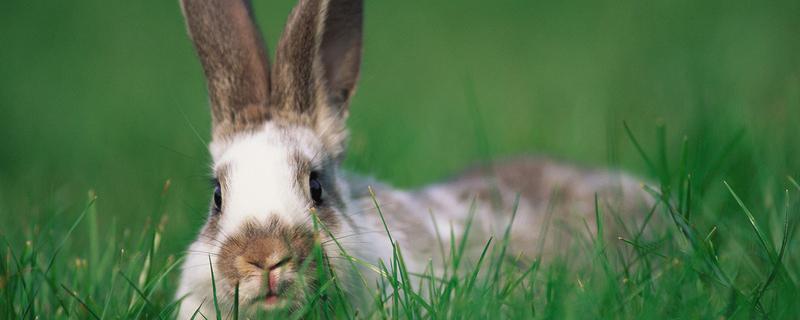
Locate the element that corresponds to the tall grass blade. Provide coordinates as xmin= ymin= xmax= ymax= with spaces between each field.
xmin=208 ymin=256 xmax=222 ymax=320
xmin=189 ymin=299 xmax=206 ymax=320
xmin=232 ymin=282 xmax=239 ymax=320
xmin=753 ymin=190 xmax=792 ymax=309
xmin=724 ymin=181 xmax=777 ymax=261
xmin=87 ymin=190 xmax=100 ymax=287
xmin=623 ymin=121 xmax=657 ymax=175
xmin=22 ymin=194 xmax=97 ymax=318
xmin=789 ymin=176 xmax=800 ymax=191
xmin=119 ymin=271 xmax=162 ymax=320
xmin=60 ymin=284 xmax=101 ymax=320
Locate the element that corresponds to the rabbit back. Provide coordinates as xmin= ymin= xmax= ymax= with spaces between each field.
xmin=345 ymin=156 xmax=655 ymax=270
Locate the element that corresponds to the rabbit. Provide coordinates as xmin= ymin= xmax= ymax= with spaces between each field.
xmin=175 ymin=0 xmax=654 ymax=317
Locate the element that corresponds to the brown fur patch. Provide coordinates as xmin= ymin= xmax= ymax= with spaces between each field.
xmin=452 ymin=157 xmax=655 ymax=250
xmin=217 ymin=218 xmax=314 ymax=285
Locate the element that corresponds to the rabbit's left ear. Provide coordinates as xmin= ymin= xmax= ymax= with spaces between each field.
xmin=272 ymin=0 xmax=363 ymax=119
xmin=180 ymin=0 xmax=273 ymax=139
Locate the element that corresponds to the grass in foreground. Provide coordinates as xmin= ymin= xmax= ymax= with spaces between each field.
xmin=1 ymin=128 xmax=798 ymax=319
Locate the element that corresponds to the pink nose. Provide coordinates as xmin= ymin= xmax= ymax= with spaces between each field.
xmin=252 ymin=257 xmax=290 ymax=294
xmin=242 ymin=255 xmax=291 ymax=292
xmin=267 ymin=268 xmax=279 ymax=293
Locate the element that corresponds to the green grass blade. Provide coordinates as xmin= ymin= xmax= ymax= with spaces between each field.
xmin=623 ymin=121 xmax=657 ymax=175
xmin=290 ymin=277 xmax=337 ymax=320
xmin=789 ymin=176 xmax=800 ymax=191
xmin=189 ymin=299 xmax=207 ymax=320
xmin=60 ymin=284 xmax=101 ymax=320
xmin=753 ymin=189 xmax=793 ymax=309
xmin=656 ymin=122 xmax=671 ymax=192
xmin=368 ymin=186 xmax=395 ymax=246
xmin=46 ymin=195 xmax=97 ymax=274
xmin=119 ymin=271 xmax=163 ymax=320
xmin=594 ymin=193 xmax=604 ymax=250
xmin=464 ymin=237 xmax=492 ymax=294
xmin=207 ymin=256 xmax=222 ymax=320
xmin=157 ymin=297 xmax=185 ymax=319
xmin=87 ymin=190 xmax=100 ymax=288
xmin=232 ymin=282 xmax=239 ymax=320
xmin=453 ymin=197 xmax=478 ymax=272
xmin=492 ymin=193 xmax=520 ymax=286
xmin=677 ymin=136 xmax=689 ymax=209
xmin=22 ymin=195 xmax=97 ymax=318
xmin=724 ymin=181 xmax=777 ymax=261
xmin=699 ymin=129 xmax=745 ymax=191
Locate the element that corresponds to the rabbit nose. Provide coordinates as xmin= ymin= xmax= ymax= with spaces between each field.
xmin=266 ymin=257 xmax=291 ymax=293
xmin=244 ymin=255 xmax=291 ymax=294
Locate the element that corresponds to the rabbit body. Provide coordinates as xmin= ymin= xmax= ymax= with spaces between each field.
xmin=175 ymin=0 xmax=651 ymax=317
xmin=176 ymin=143 xmax=649 ymax=318
xmin=349 ymin=157 xmax=650 ymax=270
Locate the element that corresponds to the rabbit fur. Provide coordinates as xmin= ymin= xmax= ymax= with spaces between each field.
xmin=175 ymin=0 xmax=653 ymax=317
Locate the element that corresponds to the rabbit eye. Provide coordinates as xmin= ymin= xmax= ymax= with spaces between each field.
xmin=212 ymin=179 xmax=222 ymax=211
xmin=309 ymin=172 xmax=323 ymax=205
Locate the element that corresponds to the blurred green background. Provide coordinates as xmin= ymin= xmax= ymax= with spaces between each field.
xmin=1 ymin=0 xmax=799 ymax=256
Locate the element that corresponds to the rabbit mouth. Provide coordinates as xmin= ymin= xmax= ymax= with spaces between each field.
xmin=243 ymin=279 xmax=296 ymax=310
xmin=252 ymin=293 xmax=287 ymax=309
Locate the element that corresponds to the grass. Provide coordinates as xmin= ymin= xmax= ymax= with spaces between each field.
xmin=1 ymin=126 xmax=798 ymax=318
xmin=2 ymin=0 xmax=800 ymax=318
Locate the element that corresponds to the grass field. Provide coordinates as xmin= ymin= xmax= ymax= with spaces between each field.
xmin=1 ymin=0 xmax=799 ymax=318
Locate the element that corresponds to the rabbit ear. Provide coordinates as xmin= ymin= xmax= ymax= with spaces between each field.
xmin=272 ymin=0 xmax=363 ymax=117
xmin=180 ymin=0 xmax=272 ymax=138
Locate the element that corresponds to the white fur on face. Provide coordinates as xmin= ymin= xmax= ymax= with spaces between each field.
xmin=177 ymin=123 xmax=336 ymax=318
xmin=211 ymin=122 xmax=324 ymax=236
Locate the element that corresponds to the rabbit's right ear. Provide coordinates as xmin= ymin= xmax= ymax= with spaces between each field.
xmin=180 ymin=0 xmax=272 ymax=139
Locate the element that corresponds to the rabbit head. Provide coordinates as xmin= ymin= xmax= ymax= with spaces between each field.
xmin=177 ymin=0 xmax=363 ymax=313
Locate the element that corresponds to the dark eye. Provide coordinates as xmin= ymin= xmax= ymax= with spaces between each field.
xmin=213 ymin=179 xmax=222 ymax=211
xmin=309 ymin=172 xmax=323 ymax=205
